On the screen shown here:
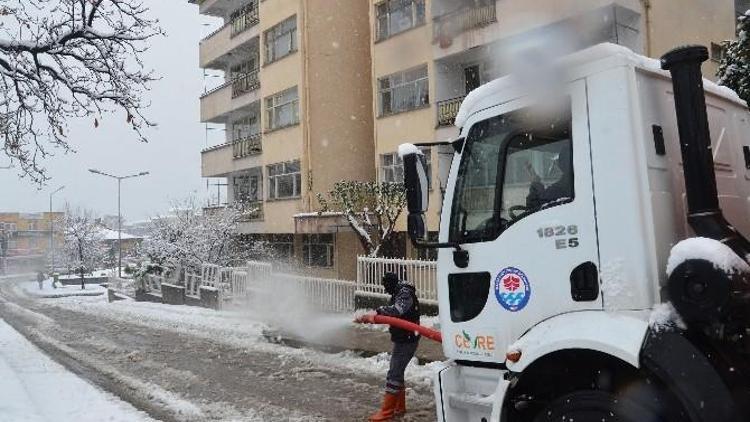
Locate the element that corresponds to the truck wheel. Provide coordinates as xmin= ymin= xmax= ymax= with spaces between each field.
xmin=533 ymin=390 xmax=666 ymax=422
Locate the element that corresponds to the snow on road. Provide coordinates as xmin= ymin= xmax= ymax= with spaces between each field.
xmin=0 ymin=317 xmax=154 ymax=422
xmin=46 ymin=292 xmax=437 ymax=390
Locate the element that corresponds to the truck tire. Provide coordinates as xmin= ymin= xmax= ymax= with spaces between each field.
xmin=533 ymin=390 xmax=667 ymax=422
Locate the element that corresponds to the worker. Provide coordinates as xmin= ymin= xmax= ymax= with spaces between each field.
xmin=355 ymin=271 xmax=421 ymax=421
xmin=525 ymin=143 xmax=573 ymax=211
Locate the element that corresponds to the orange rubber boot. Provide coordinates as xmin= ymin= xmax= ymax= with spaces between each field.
xmin=394 ymin=389 xmax=406 ymax=415
xmin=369 ymin=392 xmax=399 ymax=421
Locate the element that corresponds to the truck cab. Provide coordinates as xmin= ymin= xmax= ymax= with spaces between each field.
xmin=401 ymin=43 xmax=750 ymax=422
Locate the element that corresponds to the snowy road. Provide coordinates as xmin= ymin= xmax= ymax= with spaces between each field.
xmin=0 ymin=318 xmax=154 ymax=422
xmin=0 ymin=278 xmax=437 ymax=421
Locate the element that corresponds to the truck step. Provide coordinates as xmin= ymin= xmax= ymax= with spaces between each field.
xmin=448 ymin=393 xmax=494 ymax=412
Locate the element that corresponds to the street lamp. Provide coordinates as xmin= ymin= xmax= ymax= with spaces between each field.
xmin=88 ymin=169 xmax=149 ymax=278
xmin=49 ymin=185 xmax=65 ymax=273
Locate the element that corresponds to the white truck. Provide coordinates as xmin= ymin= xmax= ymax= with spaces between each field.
xmin=400 ymin=43 xmax=750 ymax=422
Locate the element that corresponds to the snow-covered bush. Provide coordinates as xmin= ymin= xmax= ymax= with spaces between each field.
xmin=718 ymin=10 xmax=750 ymax=104
xmin=140 ymin=197 xmax=260 ymax=272
xmin=316 ymin=181 xmax=406 ymax=257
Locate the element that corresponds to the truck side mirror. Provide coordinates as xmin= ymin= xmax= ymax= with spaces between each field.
xmin=401 ymin=146 xmax=429 ymax=242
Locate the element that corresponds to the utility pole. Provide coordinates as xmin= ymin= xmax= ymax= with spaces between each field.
xmin=49 ymin=185 xmax=65 ymax=273
xmin=88 ymin=169 xmax=149 ymax=278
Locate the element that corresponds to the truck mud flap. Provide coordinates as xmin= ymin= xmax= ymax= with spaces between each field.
xmin=640 ymin=329 xmax=741 ymax=422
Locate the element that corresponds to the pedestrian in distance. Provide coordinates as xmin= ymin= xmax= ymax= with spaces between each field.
xmin=355 ymin=271 xmax=421 ymax=421
xmin=36 ymin=271 xmax=45 ymax=290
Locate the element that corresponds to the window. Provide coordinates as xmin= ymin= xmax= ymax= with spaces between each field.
xmin=303 ymin=234 xmax=335 ymax=267
xmin=233 ymin=173 xmax=261 ymax=203
xmin=450 ymin=103 xmax=573 ymax=243
xmin=375 ymin=0 xmax=425 ymax=41
xmin=416 ymin=232 xmax=438 ymax=260
xmin=711 ymin=42 xmax=727 ymax=63
xmin=264 ymin=15 xmax=297 ymax=63
xmin=265 ymin=87 xmax=299 ymax=131
xmin=268 ymin=234 xmax=294 ymax=262
xmin=380 ymin=147 xmax=431 ymax=187
xmin=379 ymin=65 xmax=429 ymax=116
xmin=232 ymin=114 xmax=260 ymax=140
xmin=267 ymin=160 xmax=301 ymax=199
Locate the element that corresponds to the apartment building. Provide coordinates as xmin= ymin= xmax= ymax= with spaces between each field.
xmin=0 ymin=212 xmax=64 ymax=274
xmin=192 ymin=0 xmax=374 ymax=279
xmin=368 ymin=0 xmax=739 ymax=257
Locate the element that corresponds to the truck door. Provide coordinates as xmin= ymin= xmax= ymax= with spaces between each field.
xmin=441 ymin=80 xmax=600 ymax=362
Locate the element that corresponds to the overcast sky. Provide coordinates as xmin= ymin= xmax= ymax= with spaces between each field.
xmin=0 ymin=1 xmax=225 ymax=223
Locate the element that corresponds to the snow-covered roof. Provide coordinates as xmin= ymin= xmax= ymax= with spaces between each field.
xmin=455 ymin=43 xmax=746 ymax=128
xmin=98 ymin=228 xmax=141 ymax=241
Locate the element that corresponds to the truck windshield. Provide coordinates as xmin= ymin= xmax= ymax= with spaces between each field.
xmin=449 ymin=104 xmax=573 ymax=243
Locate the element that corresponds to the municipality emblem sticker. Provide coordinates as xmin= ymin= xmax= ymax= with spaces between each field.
xmin=494 ymin=267 xmax=531 ymax=312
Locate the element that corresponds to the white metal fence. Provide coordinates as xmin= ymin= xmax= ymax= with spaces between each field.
xmin=272 ymin=273 xmax=356 ymax=313
xmin=185 ymin=271 xmax=202 ymax=297
xmin=356 ymin=256 xmax=438 ymax=303
xmin=147 ymin=256 xmax=437 ymax=312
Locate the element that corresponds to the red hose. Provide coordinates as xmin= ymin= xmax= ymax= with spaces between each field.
xmin=372 ymin=315 xmax=443 ymax=343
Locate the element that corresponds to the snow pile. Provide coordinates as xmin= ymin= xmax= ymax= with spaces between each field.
xmin=649 ymin=302 xmax=687 ymax=332
xmin=20 ymin=281 xmax=106 ymax=298
xmin=666 ymin=237 xmax=750 ymax=276
xmin=0 ymin=319 xmax=155 ymax=422
xmin=397 ymin=143 xmax=422 ymax=158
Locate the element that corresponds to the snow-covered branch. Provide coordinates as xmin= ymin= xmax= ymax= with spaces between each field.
xmin=0 ymin=0 xmax=162 ymax=184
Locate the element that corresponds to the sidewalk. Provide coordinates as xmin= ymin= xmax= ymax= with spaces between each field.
xmin=0 ymin=318 xmax=154 ymax=422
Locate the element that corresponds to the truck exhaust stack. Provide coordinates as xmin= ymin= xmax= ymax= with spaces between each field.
xmin=660 ymin=46 xmax=750 ymax=259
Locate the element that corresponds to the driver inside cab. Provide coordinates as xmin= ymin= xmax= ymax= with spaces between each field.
xmin=524 ymin=146 xmax=573 ymax=211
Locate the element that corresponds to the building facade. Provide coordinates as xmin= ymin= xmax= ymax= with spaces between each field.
xmin=192 ymin=0 xmax=741 ymax=275
xmin=367 ymin=0 xmax=739 ymax=257
xmin=0 ymin=212 xmax=64 ymax=274
xmin=192 ymin=0 xmax=375 ymax=279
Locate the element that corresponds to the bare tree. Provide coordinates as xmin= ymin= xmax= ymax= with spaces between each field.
xmin=61 ymin=206 xmax=105 ymax=289
xmin=317 ymin=181 xmax=406 ymax=257
xmin=0 ymin=0 xmax=162 ymax=183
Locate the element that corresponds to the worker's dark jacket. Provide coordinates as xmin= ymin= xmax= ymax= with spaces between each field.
xmin=376 ymin=283 xmax=420 ymax=343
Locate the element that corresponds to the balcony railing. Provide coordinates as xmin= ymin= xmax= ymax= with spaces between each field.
xmin=433 ymin=2 xmax=497 ymax=43
xmin=437 ymin=95 xmax=466 ymax=126
xmin=230 ymin=3 xmax=259 ymax=38
xmin=238 ymin=200 xmax=264 ymax=222
xmin=233 ymin=134 xmax=262 ymax=158
xmin=231 ymin=70 xmax=260 ymax=98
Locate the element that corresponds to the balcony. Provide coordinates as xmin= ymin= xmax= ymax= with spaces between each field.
xmin=230 ymin=4 xmax=259 ymax=38
xmin=233 ymin=134 xmax=262 ymax=158
xmin=231 ymin=70 xmax=259 ymax=98
xmin=433 ymin=2 xmax=497 ymax=45
xmin=201 ymin=138 xmax=262 ymax=177
xmin=200 ymin=14 xmax=260 ymax=69
xmin=200 ymin=75 xmax=260 ymax=123
xmin=437 ymin=96 xmax=465 ymax=127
